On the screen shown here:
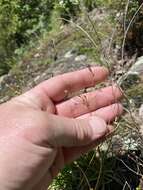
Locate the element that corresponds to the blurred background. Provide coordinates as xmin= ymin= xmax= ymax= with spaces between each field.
xmin=1 ymin=0 xmax=143 ymax=189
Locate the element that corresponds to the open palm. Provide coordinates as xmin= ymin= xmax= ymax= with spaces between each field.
xmin=0 ymin=67 xmax=123 ymax=190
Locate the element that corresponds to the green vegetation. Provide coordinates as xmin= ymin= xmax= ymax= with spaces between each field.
xmin=0 ymin=0 xmax=98 ymax=76
xmin=50 ymin=150 xmax=118 ymax=190
xmin=0 ymin=0 xmax=55 ymax=75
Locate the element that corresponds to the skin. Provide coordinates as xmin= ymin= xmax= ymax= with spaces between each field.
xmin=0 ymin=67 xmax=123 ymax=190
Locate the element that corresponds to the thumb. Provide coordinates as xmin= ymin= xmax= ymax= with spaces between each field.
xmin=44 ymin=114 xmax=112 ymax=147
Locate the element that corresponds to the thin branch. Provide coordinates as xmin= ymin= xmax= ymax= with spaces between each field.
xmin=60 ymin=18 xmax=98 ymax=49
xmin=121 ymin=2 xmax=143 ymax=60
xmin=118 ymin=158 xmax=142 ymax=177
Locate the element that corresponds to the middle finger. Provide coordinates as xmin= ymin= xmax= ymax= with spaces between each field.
xmin=56 ymin=86 xmax=122 ymax=118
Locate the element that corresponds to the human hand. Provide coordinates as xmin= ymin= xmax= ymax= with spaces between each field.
xmin=0 ymin=67 xmax=123 ymax=190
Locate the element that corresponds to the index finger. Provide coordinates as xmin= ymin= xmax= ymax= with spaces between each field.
xmin=31 ymin=66 xmax=109 ymax=103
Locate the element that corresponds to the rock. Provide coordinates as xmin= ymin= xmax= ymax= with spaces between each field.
xmin=0 ymin=96 xmax=9 ymax=103
xmin=128 ymin=56 xmax=143 ymax=75
xmin=111 ymin=135 xmax=123 ymax=154
xmin=118 ymin=56 xmax=143 ymax=87
xmin=34 ymin=75 xmax=41 ymax=83
xmin=0 ymin=74 xmax=8 ymax=84
xmin=140 ymin=125 xmax=143 ymax=138
xmin=139 ymin=104 xmax=143 ymax=120
xmin=64 ymin=49 xmax=76 ymax=58
xmin=34 ymin=53 xmax=40 ymax=58
xmin=0 ymin=74 xmax=8 ymax=90
xmin=64 ymin=51 xmax=73 ymax=58
xmin=90 ymin=8 xmax=107 ymax=22
xmin=75 ymin=55 xmax=87 ymax=62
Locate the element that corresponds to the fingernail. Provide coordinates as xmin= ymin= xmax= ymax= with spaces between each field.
xmin=89 ymin=116 xmax=110 ymax=139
